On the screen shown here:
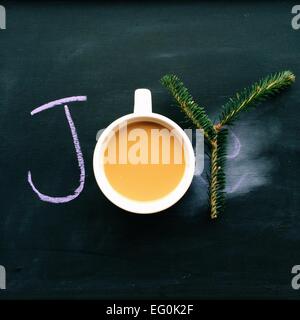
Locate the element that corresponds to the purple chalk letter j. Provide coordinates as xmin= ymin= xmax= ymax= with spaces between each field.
xmin=28 ymin=96 xmax=87 ymax=203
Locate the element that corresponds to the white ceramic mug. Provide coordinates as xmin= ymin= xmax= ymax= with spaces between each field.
xmin=93 ymin=89 xmax=195 ymax=214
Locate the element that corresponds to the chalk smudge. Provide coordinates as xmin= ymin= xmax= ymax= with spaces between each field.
xmin=195 ymin=122 xmax=278 ymax=201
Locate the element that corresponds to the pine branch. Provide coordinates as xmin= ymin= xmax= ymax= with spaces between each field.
xmin=161 ymin=71 xmax=295 ymax=220
xmin=209 ymin=129 xmax=228 ymax=219
xmin=219 ymin=70 xmax=295 ymax=126
xmin=161 ymin=74 xmax=216 ymax=141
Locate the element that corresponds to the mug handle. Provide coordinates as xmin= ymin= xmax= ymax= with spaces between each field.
xmin=134 ymin=89 xmax=152 ymax=114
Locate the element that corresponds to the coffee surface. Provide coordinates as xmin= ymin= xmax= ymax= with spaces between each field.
xmin=104 ymin=121 xmax=186 ymax=201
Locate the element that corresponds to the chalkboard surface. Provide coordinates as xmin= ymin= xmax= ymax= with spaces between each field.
xmin=1 ymin=1 xmax=300 ymax=299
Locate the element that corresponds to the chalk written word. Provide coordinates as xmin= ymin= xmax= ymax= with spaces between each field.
xmin=292 ymin=5 xmax=300 ymax=30
xmin=28 ymin=96 xmax=245 ymax=205
xmin=0 ymin=5 xmax=5 ymax=29
xmin=0 ymin=265 xmax=5 ymax=290
xmin=28 ymin=96 xmax=87 ymax=204
xmin=291 ymin=265 xmax=300 ymax=289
